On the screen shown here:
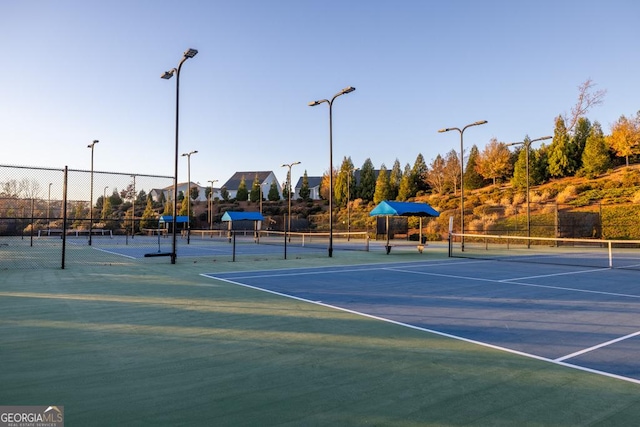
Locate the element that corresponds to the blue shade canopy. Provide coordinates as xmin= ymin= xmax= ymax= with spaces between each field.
xmin=159 ymin=215 xmax=189 ymax=223
xmin=221 ymin=211 xmax=265 ymax=221
xmin=369 ymin=201 xmax=440 ymax=217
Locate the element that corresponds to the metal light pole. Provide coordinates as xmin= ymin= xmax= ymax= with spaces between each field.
xmin=162 ymin=48 xmax=198 ymax=264
xmin=259 ymin=181 xmax=269 ymax=216
xmin=208 ymin=179 xmax=218 ymax=230
xmin=181 ymin=150 xmax=198 ymax=244
xmin=438 ymin=121 xmax=487 ymax=251
xmin=281 ymin=161 xmax=301 ymax=242
xmin=507 ymin=135 xmax=552 ymax=245
xmin=347 ymin=167 xmax=359 ymax=239
xmin=87 ymin=140 xmax=99 ymax=246
xmin=309 ymin=86 xmax=356 ymax=257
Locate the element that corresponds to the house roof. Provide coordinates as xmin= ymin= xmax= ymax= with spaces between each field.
xmin=369 ymin=201 xmax=440 ymax=217
xmin=294 ymin=176 xmax=322 ymax=188
xmin=221 ymin=171 xmax=273 ymax=190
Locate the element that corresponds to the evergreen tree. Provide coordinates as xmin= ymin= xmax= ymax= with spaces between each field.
xmin=268 ymin=181 xmax=281 ymax=201
xmin=162 ymin=200 xmax=172 ymax=216
xmin=571 ymin=117 xmax=591 ymax=172
xmin=511 ymin=144 xmax=528 ymax=189
xmin=189 ymin=186 xmax=199 ymax=201
xmin=178 ymin=197 xmax=190 ymax=216
xmin=101 ymin=197 xmax=113 ymax=220
xmin=299 ymin=170 xmax=311 ymax=201
xmin=463 ymin=145 xmax=485 ymax=190
xmin=389 ymin=159 xmax=402 ymax=201
xmin=220 ymin=187 xmax=230 ymax=201
xmin=140 ymin=198 xmax=157 ymax=229
xmin=373 ymin=164 xmax=391 ymax=204
xmin=580 ymin=121 xmax=611 ymax=177
xmin=530 ymin=144 xmax=550 ymax=186
xmin=411 ymin=153 xmax=429 ymax=194
xmin=236 ymin=176 xmax=249 ymax=201
xmin=335 ymin=157 xmax=354 ymax=207
xmin=548 ymin=116 xmax=572 ymax=177
xmin=357 ymin=158 xmax=376 ymax=202
xmin=249 ymin=175 xmax=261 ymax=203
xmin=397 ymin=163 xmax=414 ymax=201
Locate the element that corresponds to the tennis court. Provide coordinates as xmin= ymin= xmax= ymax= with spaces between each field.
xmin=205 ymin=258 xmax=640 ymax=383
xmin=2 ymin=241 xmax=640 ymax=425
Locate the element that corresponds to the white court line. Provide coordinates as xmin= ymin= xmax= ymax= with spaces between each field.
xmin=207 ymin=258 xmax=479 ymax=281
xmin=200 ymin=273 xmax=640 ymax=385
xmin=385 ymin=267 xmax=640 ymax=299
xmin=556 ymin=330 xmax=640 ymax=362
xmin=92 ymin=247 xmax=137 ymax=259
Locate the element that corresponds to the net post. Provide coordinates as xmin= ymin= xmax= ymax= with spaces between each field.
xmin=608 ymin=241 xmax=612 ymax=268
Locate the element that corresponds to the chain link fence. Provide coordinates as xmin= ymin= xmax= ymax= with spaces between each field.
xmin=1 ymin=164 xmax=174 ymax=270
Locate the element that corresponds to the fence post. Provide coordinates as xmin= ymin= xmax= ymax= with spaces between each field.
xmin=61 ymin=166 xmax=68 ymax=269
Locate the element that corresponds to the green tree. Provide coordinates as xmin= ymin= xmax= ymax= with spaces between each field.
xmin=396 ymin=163 xmax=414 ymax=201
xmin=511 ymin=143 xmax=527 ymax=190
xmin=571 ymin=117 xmax=591 ymax=172
xmin=411 ymin=153 xmax=429 ymax=194
xmin=548 ymin=116 xmax=572 ymax=177
xmin=530 ymin=144 xmax=550 ymax=186
xmin=335 ymin=157 xmax=355 ymax=207
xmin=373 ymin=164 xmax=391 ymax=204
xmin=389 ymin=159 xmax=402 ymax=201
xmin=580 ymin=121 xmax=611 ymax=177
xmin=249 ymin=175 xmax=261 ymax=203
xmin=162 ymin=200 xmax=173 ymax=216
xmin=140 ymin=198 xmax=157 ymax=229
xmin=268 ymin=182 xmax=280 ymax=201
xmin=236 ymin=176 xmax=248 ymax=201
xmin=464 ymin=145 xmax=485 ymax=190
xmin=220 ymin=187 xmax=229 ymax=201
xmin=357 ymin=158 xmax=376 ymax=202
xmin=178 ymin=197 xmax=190 ymax=216
xmin=189 ymin=186 xmax=199 ymax=201
xmin=101 ymin=197 xmax=113 ymax=220
xmin=299 ymin=170 xmax=311 ymax=201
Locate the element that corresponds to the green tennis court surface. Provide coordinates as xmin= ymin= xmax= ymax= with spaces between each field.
xmin=1 ymin=247 xmax=639 ymax=425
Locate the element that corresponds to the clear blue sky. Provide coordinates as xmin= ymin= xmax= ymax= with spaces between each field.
xmin=2 ymin=1 xmax=638 ymax=191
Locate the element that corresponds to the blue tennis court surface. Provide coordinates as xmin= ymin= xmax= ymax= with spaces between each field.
xmin=203 ymin=259 xmax=640 ymax=384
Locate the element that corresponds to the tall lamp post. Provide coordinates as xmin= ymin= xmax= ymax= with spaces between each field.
xmin=281 ymin=161 xmax=301 ymax=242
xmin=438 ymin=120 xmax=487 ymax=251
xmin=308 ymin=86 xmax=356 ymax=257
xmin=347 ymin=167 xmax=359 ymax=239
xmin=259 ymin=181 xmax=270 ymax=216
xmin=208 ymin=179 xmax=218 ymax=230
xmin=181 ymin=150 xmax=198 ymax=244
xmin=506 ymin=135 xmax=552 ymax=245
xmin=162 ymin=48 xmax=198 ymax=264
xmin=87 ymin=139 xmax=99 ymax=246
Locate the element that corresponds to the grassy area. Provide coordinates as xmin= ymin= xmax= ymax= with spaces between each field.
xmin=1 ymin=250 xmax=639 ymax=425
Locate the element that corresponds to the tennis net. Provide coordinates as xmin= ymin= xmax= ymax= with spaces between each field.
xmin=449 ymin=232 xmax=640 ymax=270
xmin=257 ymin=230 xmax=370 ymax=251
